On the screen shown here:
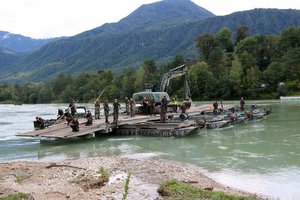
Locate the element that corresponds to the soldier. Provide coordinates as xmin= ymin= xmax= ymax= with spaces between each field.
xmin=240 ymin=97 xmax=245 ymax=111
xmin=64 ymin=109 xmax=72 ymax=125
xmin=213 ymin=100 xmax=218 ymax=110
xmin=149 ymin=96 xmax=156 ymax=116
xmin=129 ymin=98 xmax=135 ymax=117
xmin=125 ymin=96 xmax=130 ymax=115
xmin=113 ymin=99 xmax=121 ymax=124
xmin=160 ymin=96 xmax=168 ymax=123
xmin=172 ymin=95 xmax=179 ymax=112
xmin=213 ymin=100 xmax=219 ymax=115
xmin=94 ymin=99 xmax=100 ymax=119
xmin=161 ymin=96 xmax=168 ymax=109
xmin=220 ymin=99 xmax=224 ymax=111
xmin=142 ymin=96 xmax=149 ymax=114
xmin=35 ymin=116 xmax=45 ymax=129
xmin=180 ymin=102 xmax=187 ymax=114
xmin=70 ymin=117 xmax=79 ymax=132
xmin=57 ymin=109 xmax=64 ymax=119
xmin=68 ymin=100 xmax=77 ymax=117
xmin=85 ymin=110 xmax=93 ymax=126
xmin=179 ymin=102 xmax=188 ymax=121
xmin=103 ymin=99 xmax=110 ymax=123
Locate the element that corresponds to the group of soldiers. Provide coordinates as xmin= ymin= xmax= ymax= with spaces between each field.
xmin=53 ymin=95 xmax=185 ymax=132
xmin=142 ymin=96 xmax=156 ymax=115
xmin=211 ymin=97 xmax=246 ymax=116
xmin=54 ymin=98 xmax=134 ymax=132
xmin=141 ymin=95 xmax=170 ymax=123
xmin=95 ymin=95 xmax=173 ymax=124
xmin=94 ymin=97 xmax=135 ymax=124
xmin=54 ymin=100 xmax=94 ymax=132
xmin=35 ymin=94 xmax=191 ymax=132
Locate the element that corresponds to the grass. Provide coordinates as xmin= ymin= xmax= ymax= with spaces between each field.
xmin=15 ymin=175 xmax=24 ymax=184
xmin=0 ymin=193 xmax=33 ymax=200
xmin=158 ymin=179 xmax=258 ymax=200
xmin=98 ymin=166 xmax=110 ymax=182
xmin=70 ymin=166 xmax=110 ymax=191
xmin=122 ymin=172 xmax=132 ymax=200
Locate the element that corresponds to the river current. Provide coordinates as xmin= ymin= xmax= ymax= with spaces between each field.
xmin=0 ymin=100 xmax=299 ymax=199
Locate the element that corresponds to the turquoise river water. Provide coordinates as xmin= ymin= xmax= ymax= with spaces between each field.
xmin=0 ymin=100 xmax=299 ymax=199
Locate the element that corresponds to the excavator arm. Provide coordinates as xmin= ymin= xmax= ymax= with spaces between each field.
xmin=160 ymin=64 xmax=191 ymax=98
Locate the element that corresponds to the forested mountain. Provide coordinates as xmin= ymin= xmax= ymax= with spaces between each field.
xmin=0 ymin=47 xmax=23 ymax=69
xmin=0 ymin=31 xmax=61 ymax=53
xmin=197 ymin=8 xmax=300 ymax=35
xmin=0 ymin=0 xmax=300 ymax=83
xmin=114 ymin=0 xmax=215 ymax=31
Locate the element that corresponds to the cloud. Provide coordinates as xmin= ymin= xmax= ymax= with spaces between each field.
xmin=193 ymin=0 xmax=300 ymax=16
xmin=0 ymin=0 xmax=157 ymax=38
xmin=0 ymin=0 xmax=299 ymax=38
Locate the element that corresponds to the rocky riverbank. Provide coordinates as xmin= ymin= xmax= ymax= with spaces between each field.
xmin=0 ymin=156 xmax=261 ymax=200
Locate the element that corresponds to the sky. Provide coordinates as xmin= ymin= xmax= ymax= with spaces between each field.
xmin=0 ymin=0 xmax=299 ymax=39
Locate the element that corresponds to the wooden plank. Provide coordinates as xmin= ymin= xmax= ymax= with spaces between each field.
xmin=16 ymin=122 xmax=67 ymax=137
xmin=66 ymin=122 xmax=111 ymax=138
xmin=16 ymin=104 xmax=235 ymax=139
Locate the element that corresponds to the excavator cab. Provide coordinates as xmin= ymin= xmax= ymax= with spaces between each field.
xmin=131 ymin=64 xmax=192 ymax=114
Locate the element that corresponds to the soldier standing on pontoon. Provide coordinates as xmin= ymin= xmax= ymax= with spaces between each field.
xmin=160 ymin=96 xmax=168 ymax=123
xmin=94 ymin=99 xmax=100 ymax=119
xmin=103 ymin=99 xmax=110 ymax=123
xmin=125 ymin=96 xmax=130 ymax=115
xmin=129 ymin=98 xmax=135 ymax=117
xmin=113 ymin=99 xmax=121 ymax=124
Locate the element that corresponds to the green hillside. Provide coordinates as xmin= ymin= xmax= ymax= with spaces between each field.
xmin=0 ymin=47 xmax=22 ymax=70
xmin=0 ymin=0 xmax=300 ymax=83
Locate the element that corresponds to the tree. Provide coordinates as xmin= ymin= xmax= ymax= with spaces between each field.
xmin=263 ymin=62 xmax=285 ymax=90
xmin=197 ymin=33 xmax=217 ymax=61
xmin=281 ymin=47 xmax=300 ymax=81
xmin=0 ymin=86 xmax=12 ymax=101
xmin=105 ymin=84 xmax=119 ymax=100
xmin=60 ymin=85 xmax=76 ymax=103
xmin=121 ymin=68 xmax=136 ymax=98
xmin=244 ymin=67 xmax=262 ymax=98
xmin=230 ymin=56 xmax=244 ymax=97
xmin=38 ymin=84 xmax=53 ymax=103
xmin=215 ymin=27 xmax=233 ymax=52
xmin=212 ymin=73 xmax=234 ymax=99
xmin=188 ymin=62 xmax=215 ymax=100
xmin=237 ymin=51 xmax=256 ymax=73
xmin=142 ymin=59 xmax=158 ymax=85
xmin=52 ymin=73 xmax=72 ymax=99
xmin=277 ymin=27 xmax=300 ymax=54
xmin=237 ymin=35 xmax=277 ymax=71
xmin=134 ymin=67 xmax=146 ymax=92
xmin=236 ymin=26 xmax=249 ymax=44
xmin=160 ymin=55 xmax=185 ymax=73
xmin=207 ymin=47 xmax=224 ymax=77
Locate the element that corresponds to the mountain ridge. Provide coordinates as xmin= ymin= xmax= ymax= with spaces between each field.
xmin=0 ymin=31 xmax=62 ymax=53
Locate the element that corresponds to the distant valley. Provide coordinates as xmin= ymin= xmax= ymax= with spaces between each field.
xmin=0 ymin=31 xmax=61 ymax=53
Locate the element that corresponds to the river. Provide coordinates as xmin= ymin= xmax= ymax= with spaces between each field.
xmin=0 ymin=100 xmax=299 ymax=199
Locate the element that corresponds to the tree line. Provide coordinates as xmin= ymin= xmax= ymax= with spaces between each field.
xmin=0 ymin=26 xmax=299 ymax=104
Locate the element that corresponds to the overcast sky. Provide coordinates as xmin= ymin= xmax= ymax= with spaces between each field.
xmin=0 ymin=0 xmax=299 ymax=39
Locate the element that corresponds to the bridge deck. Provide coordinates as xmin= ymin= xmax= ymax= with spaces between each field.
xmin=16 ymin=104 xmax=233 ymax=139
